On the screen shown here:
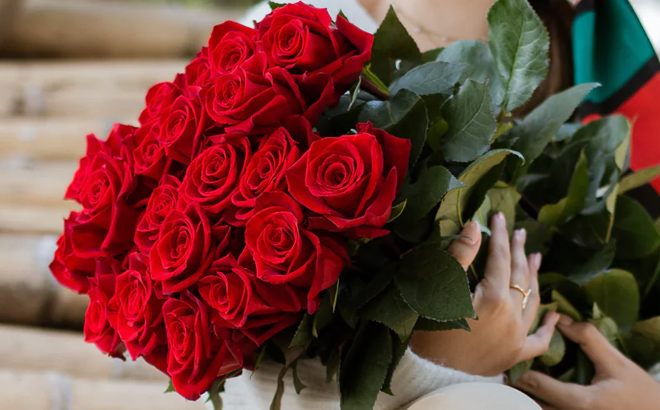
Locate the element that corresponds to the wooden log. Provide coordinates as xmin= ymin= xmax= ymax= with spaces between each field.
xmin=0 ymin=160 xmax=76 ymax=207
xmin=0 ymin=233 xmax=87 ymax=327
xmin=0 ymin=325 xmax=166 ymax=382
xmin=2 ymin=0 xmax=244 ymax=59
xmin=0 ymin=371 xmax=206 ymax=410
xmin=0 ymin=118 xmax=132 ymax=161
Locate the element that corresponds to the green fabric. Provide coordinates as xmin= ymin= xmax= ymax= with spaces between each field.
xmin=572 ymin=0 xmax=656 ymax=104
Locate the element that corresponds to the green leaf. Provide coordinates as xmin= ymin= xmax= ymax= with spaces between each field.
xmin=291 ymin=361 xmax=307 ymax=395
xmin=507 ymin=83 xmax=599 ymax=169
xmin=589 ymin=316 xmax=619 ymax=347
xmin=290 ymin=314 xmax=314 ymax=348
xmin=509 ymin=360 xmax=533 ymax=385
xmin=437 ymin=40 xmax=504 ymax=106
xmin=359 ymin=285 xmax=419 ymax=340
xmin=569 ymin=241 xmax=616 ymax=284
xmin=382 ymin=333 xmax=410 ymax=395
xmin=427 ymin=117 xmax=449 ymax=151
xmin=488 ymin=0 xmax=550 ymax=112
xmin=340 ymin=323 xmax=393 ymax=410
xmin=619 ymin=166 xmax=660 ymax=194
xmin=633 ymin=317 xmax=660 ymax=341
xmin=268 ymin=1 xmax=286 ymax=10
xmin=540 ymin=329 xmax=566 ymax=367
xmin=552 ymin=290 xmax=582 ymax=321
xmin=612 ymin=196 xmax=660 ymax=259
xmin=422 ymin=47 xmax=444 ymax=62
xmin=538 ymin=151 xmax=589 ymax=226
xmin=164 ymin=380 xmax=175 ymax=393
xmin=388 ymin=200 xmax=407 ymax=223
xmin=395 ymin=166 xmax=464 ymax=231
xmin=583 ymin=269 xmax=640 ymax=332
xmin=359 ymin=89 xmax=428 ymax=166
xmin=390 ymin=61 xmax=465 ymax=98
xmin=312 ymin=294 xmax=335 ymax=338
xmin=415 ymin=317 xmax=470 ymax=332
xmin=370 ymin=6 xmax=422 ymax=84
xmin=396 ymin=246 xmax=475 ymax=321
xmin=488 ymin=182 xmax=522 ymax=234
xmin=270 ymin=366 xmax=288 ymax=410
xmin=439 ymin=80 xmax=497 ymax=162
xmin=436 ymin=149 xmax=524 ymax=236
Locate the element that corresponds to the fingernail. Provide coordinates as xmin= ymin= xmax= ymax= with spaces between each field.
xmin=515 ymin=228 xmax=526 ymax=242
xmin=534 ymin=253 xmax=542 ymax=269
xmin=558 ymin=315 xmax=574 ymax=327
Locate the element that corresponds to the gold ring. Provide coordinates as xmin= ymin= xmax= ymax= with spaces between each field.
xmin=510 ymin=284 xmax=532 ymax=309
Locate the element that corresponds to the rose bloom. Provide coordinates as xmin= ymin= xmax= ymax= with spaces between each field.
xmin=84 ymin=258 xmax=125 ymax=359
xmin=202 ymin=53 xmax=304 ymax=136
xmin=185 ymin=48 xmax=214 ymax=90
xmin=207 ymin=21 xmax=257 ymax=74
xmin=108 ymin=253 xmax=168 ymax=373
xmin=149 ymin=202 xmax=225 ymax=294
xmin=50 ymin=213 xmax=96 ymax=294
xmin=199 ymin=255 xmax=305 ymax=345
xmin=131 ymin=121 xmax=170 ymax=182
xmin=242 ymin=192 xmax=347 ymax=312
xmin=158 ymin=95 xmax=206 ymax=165
xmin=232 ymin=127 xmax=301 ymax=221
xmin=286 ymin=122 xmax=411 ymax=239
xmin=135 ymin=175 xmax=181 ymax=253
xmin=180 ymin=135 xmax=251 ymax=218
xmin=139 ymin=76 xmax=184 ymax=125
xmin=258 ymin=2 xmax=373 ymax=103
xmin=163 ymin=292 xmax=255 ymax=400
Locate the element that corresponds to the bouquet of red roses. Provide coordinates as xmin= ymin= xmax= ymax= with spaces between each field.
xmin=50 ymin=0 xmax=660 ymax=409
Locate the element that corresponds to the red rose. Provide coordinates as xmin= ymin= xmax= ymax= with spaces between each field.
xmin=50 ymin=215 xmax=96 ymax=294
xmin=243 ymin=192 xmax=347 ymax=312
xmin=108 ymin=253 xmax=168 ymax=373
xmin=207 ymin=21 xmax=257 ymax=74
xmin=63 ymin=134 xmax=139 ymax=257
xmin=232 ymin=127 xmax=301 ymax=221
xmin=149 ymin=202 xmax=217 ymax=294
xmin=158 ymin=95 xmax=206 ymax=165
xmin=84 ymin=258 xmax=125 ymax=359
xmin=202 ymin=53 xmax=303 ymax=136
xmin=139 ymin=76 xmax=185 ymax=125
xmin=258 ymin=2 xmax=373 ymax=101
xmin=180 ymin=135 xmax=251 ymax=217
xmin=131 ymin=121 xmax=170 ymax=181
xmin=135 ymin=175 xmax=180 ymax=253
xmin=199 ymin=255 xmax=304 ymax=331
xmin=286 ymin=123 xmax=411 ymax=239
xmin=185 ymin=48 xmax=214 ymax=90
xmin=163 ymin=292 xmax=247 ymax=400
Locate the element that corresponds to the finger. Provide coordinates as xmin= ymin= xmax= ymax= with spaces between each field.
xmin=516 ymin=370 xmax=591 ymax=410
xmin=539 ymin=405 xmax=557 ymax=410
xmin=484 ymin=212 xmax=511 ymax=293
xmin=556 ymin=315 xmax=627 ymax=375
xmin=509 ymin=229 xmax=530 ymax=306
xmin=519 ymin=311 xmax=560 ymax=361
xmin=446 ymin=221 xmax=482 ymax=271
xmin=522 ymin=253 xmax=542 ymax=329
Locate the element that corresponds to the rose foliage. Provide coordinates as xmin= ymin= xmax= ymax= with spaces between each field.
xmin=51 ymin=0 xmax=660 ymax=409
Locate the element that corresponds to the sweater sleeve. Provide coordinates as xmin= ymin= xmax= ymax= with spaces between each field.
xmin=374 ymin=349 xmax=504 ymax=410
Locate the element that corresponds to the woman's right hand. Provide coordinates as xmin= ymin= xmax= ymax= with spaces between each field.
xmin=409 ymin=212 xmax=560 ymax=377
xmin=516 ymin=314 xmax=660 ymax=410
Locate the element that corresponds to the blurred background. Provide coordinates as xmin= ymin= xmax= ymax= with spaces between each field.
xmin=0 ymin=0 xmax=253 ymax=409
xmin=1 ymin=0 xmax=659 ymax=409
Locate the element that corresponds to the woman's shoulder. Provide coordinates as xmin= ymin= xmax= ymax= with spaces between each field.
xmin=240 ymin=0 xmax=380 ymax=33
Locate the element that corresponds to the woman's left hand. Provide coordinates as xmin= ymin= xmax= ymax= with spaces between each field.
xmin=409 ymin=213 xmax=560 ymax=377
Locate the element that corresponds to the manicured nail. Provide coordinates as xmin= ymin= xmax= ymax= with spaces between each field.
xmin=558 ymin=315 xmax=574 ymax=327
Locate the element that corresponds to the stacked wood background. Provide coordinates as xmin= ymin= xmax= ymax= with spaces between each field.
xmin=0 ymin=1 xmax=243 ymax=408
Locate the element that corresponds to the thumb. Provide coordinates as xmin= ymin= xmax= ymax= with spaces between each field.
xmin=446 ymin=221 xmax=482 ymax=272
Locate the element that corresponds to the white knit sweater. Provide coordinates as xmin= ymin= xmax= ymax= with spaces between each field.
xmin=217 ymin=349 xmax=502 ymax=409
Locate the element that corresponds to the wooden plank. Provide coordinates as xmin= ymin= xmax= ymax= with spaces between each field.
xmin=0 ymin=160 xmax=76 ymax=207
xmin=0 ymin=118 xmax=134 ymax=160
xmin=2 ymin=0 xmax=244 ymax=58
xmin=0 ymin=325 xmax=166 ymax=382
xmin=0 ymin=204 xmax=71 ymax=234
xmin=0 ymin=371 xmax=205 ymax=410
xmin=0 ymin=233 xmax=87 ymax=327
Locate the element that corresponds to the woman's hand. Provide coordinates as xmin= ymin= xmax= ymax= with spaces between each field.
xmin=516 ymin=314 xmax=660 ymax=410
xmin=409 ymin=212 xmax=560 ymax=377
